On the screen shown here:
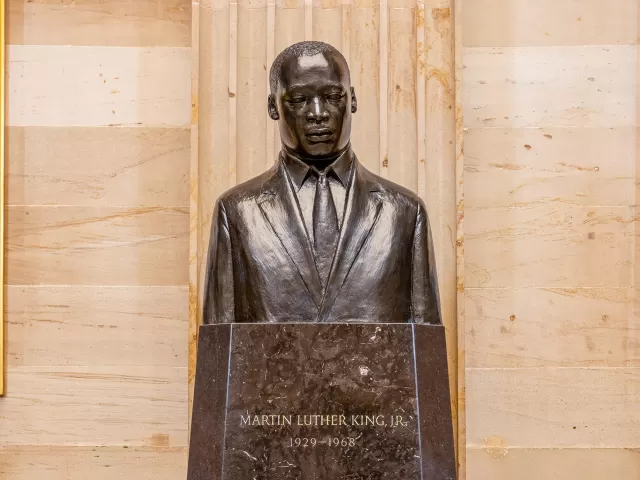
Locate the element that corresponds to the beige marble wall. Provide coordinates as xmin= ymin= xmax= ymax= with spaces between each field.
xmin=190 ymin=0 xmax=461 ymax=460
xmin=9 ymin=1 xmax=634 ymax=478
xmin=1 ymin=1 xmax=191 ymax=479
xmin=462 ymin=0 xmax=640 ymax=478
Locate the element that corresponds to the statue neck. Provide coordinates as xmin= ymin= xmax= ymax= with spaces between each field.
xmin=282 ymin=144 xmax=351 ymax=172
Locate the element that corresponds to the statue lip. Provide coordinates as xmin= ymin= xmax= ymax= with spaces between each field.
xmin=306 ymin=128 xmax=333 ymax=141
xmin=306 ymin=133 xmax=333 ymax=143
xmin=306 ymin=128 xmax=333 ymax=135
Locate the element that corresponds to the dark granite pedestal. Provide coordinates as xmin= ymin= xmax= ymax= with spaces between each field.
xmin=187 ymin=323 xmax=455 ymax=480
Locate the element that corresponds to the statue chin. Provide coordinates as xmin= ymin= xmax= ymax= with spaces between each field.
xmin=297 ymin=137 xmax=350 ymax=161
xmin=300 ymin=144 xmax=339 ymax=159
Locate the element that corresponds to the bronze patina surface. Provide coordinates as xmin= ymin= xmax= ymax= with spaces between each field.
xmin=203 ymin=41 xmax=440 ymax=325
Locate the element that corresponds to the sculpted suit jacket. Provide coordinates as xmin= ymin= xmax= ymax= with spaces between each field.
xmin=203 ymin=150 xmax=441 ymax=324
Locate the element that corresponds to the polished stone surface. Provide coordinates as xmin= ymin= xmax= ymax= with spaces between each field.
xmin=187 ymin=323 xmax=230 ymax=480
xmin=415 ymin=325 xmax=457 ymax=479
xmin=188 ymin=323 xmax=455 ymax=480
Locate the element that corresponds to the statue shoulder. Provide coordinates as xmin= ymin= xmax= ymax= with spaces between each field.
xmin=217 ymin=164 xmax=279 ymax=206
xmin=357 ymin=162 xmax=422 ymax=211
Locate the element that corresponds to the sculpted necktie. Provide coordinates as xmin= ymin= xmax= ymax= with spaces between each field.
xmin=312 ymin=172 xmax=339 ymax=287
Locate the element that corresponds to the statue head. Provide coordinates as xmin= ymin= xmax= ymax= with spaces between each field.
xmin=268 ymin=41 xmax=357 ymax=162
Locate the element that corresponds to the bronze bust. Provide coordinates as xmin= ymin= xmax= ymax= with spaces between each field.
xmin=203 ymin=41 xmax=441 ymax=325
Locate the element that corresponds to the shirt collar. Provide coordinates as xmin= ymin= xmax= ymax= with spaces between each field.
xmin=282 ymin=147 xmax=353 ymax=191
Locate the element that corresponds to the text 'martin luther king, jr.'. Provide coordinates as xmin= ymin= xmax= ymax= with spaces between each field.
xmin=203 ymin=41 xmax=441 ymax=325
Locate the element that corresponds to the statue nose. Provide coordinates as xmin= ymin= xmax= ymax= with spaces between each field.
xmin=307 ymin=97 xmax=329 ymax=121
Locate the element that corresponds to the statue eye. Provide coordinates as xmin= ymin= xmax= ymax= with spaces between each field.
xmin=327 ymin=93 xmax=343 ymax=101
xmin=287 ymin=96 xmax=305 ymax=104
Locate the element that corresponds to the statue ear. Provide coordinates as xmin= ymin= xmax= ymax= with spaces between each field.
xmin=350 ymin=87 xmax=358 ymax=114
xmin=268 ymin=94 xmax=279 ymax=120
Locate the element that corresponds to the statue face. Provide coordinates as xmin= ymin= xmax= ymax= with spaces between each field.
xmin=269 ymin=52 xmax=357 ymax=160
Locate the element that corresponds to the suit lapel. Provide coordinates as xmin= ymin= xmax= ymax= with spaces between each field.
xmin=258 ymin=158 xmax=324 ymax=308
xmin=319 ymin=158 xmax=383 ymax=321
